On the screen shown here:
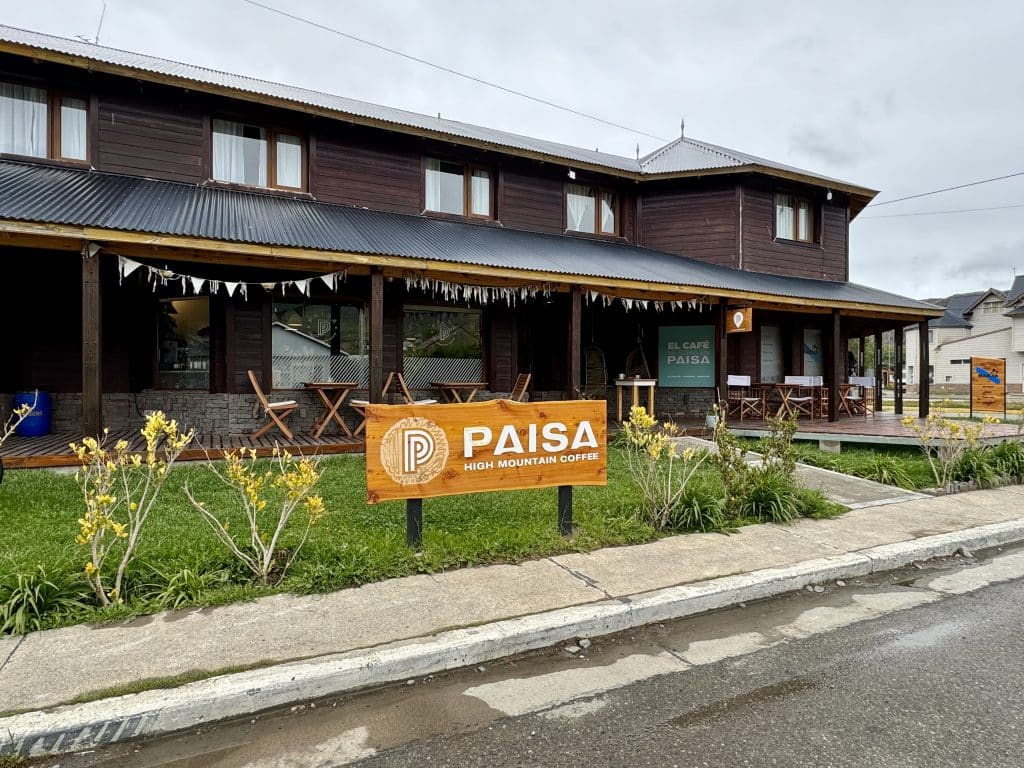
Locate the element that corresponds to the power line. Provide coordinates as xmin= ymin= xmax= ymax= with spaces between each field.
xmin=239 ymin=0 xmax=670 ymax=144
xmin=859 ymin=201 xmax=1024 ymax=220
xmin=868 ymin=170 xmax=1024 ymax=207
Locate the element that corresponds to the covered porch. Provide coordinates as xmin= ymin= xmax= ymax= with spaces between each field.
xmin=0 ymin=160 xmax=943 ymax=465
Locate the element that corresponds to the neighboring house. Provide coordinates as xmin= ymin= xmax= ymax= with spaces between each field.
xmin=0 ymin=24 xmax=941 ymax=435
xmin=904 ymin=276 xmax=1024 ymax=392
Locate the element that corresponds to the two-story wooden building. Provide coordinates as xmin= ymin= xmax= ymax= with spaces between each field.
xmin=0 ymin=24 xmax=941 ymax=445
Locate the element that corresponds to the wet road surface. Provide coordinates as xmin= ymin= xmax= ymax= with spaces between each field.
xmin=40 ymin=545 xmax=1024 ymax=767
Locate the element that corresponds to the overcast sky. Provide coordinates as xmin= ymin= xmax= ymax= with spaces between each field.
xmin=4 ymin=0 xmax=1023 ymax=300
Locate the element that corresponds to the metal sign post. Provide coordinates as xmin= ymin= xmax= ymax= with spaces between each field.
xmin=406 ymin=498 xmax=423 ymax=548
xmin=558 ymin=485 xmax=573 ymax=536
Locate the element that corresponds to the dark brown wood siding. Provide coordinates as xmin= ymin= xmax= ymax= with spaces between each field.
xmin=224 ymin=295 xmax=271 ymax=394
xmin=639 ymin=182 xmax=738 ymax=267
xmin=487 ymin=304 xmax=518 ymax=392
xmin=741 ymin=184 xmax=848 ymax=281
xmin=95 ymin=94 xmax=205 ymax=183
xmin=498 ymin=162 xmax=564 ymax=235
xmin=314 ymin=133 xmax=422 ymax=214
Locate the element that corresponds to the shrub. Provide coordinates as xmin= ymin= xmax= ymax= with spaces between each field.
xmin=711 ymin=412 xmax=752 ymax=518
xmin=622 ymin=406 xmax=709 ymax=530
xmin=903 ymin=413 xmax=995 ymax=490
xmin=0 ymin=565 xmax=91 ymax=635
xmin=668 ymin=482 xmax=728 ymax=533
xmin=185 ymin=448 xmax=325 ymax=586
xmin=989 ymin=440 xmax=1024 ymax=481
xmin=951 ymin=446 xmax=1000 ymax=488
xmin=139 ymin=565 xmax=231 ymax=610
xmin=738 ymin=468 xmax=798 ymax=524
xmin=71 ymin=412 xmax=194 ymax=606
xmin=757 ymin=414 xmax=799 ymax=478
xmin=794 ymin=487 xmax=847 ymax=519
xmin=864 ymin=455 xmax=914 ymax=489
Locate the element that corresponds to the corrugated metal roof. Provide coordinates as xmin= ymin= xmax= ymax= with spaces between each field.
xmin=0 ymin=159 xmax=935 ymax=314
xmin=0 ymin=23 xmax=871 ymax=194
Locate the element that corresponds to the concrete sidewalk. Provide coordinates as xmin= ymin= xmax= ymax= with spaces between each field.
xmin=3 ymin=485 xmax=1024 ymax=756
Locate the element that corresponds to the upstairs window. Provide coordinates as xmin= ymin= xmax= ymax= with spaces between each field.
xmin=212 ymin=118 xmax=305 ymax=190
xmin=424 ymin=159 xmax=491 ymax=218
xmin=775 ymin=193 xmax=816 ymax=243
xmin=566 ymin=183 xmax=617 ymax=235
xmin=0 ymin=81 xmax=88 ymax=161
xmin=980 ymin=299 xmax=1002 ymax=315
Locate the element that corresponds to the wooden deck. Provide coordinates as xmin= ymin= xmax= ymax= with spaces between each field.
xmin=724 ymin=412 xmax=1022 ymax=446
xmin=1 ymin=430 xmax=365 ymax=469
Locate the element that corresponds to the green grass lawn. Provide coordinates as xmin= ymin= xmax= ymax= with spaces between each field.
xmin=792 ymin=441 xmax=937 ymax=490
xmin=0 ymin=449 xmax=660 ymax=626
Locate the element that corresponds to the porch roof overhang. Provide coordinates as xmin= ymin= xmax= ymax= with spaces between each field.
xmin=0 ymin=159 xmax=941 ymax=321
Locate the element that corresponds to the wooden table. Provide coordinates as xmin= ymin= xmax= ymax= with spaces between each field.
xmin=773 ymin=383 xmax=814 ymax=418
xmin=431 ymin=381 xmax=488 ymax=403
xmin=303 ymin=381 xmax=358 ymax=438
xmin=615 ymin=378 xmax=657 ymax=422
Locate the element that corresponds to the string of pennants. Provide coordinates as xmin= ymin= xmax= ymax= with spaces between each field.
xmin=116 ymin=255 xmax=712 ymax=313
xmin=117 ymin=256 xmax=347 ymax=299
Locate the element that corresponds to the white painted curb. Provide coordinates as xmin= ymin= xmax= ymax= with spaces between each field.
xmin=5 ymin=517 xmax=1024 ymax=758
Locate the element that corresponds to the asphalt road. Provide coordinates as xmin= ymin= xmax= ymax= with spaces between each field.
xmin=46 ymin=549 xmax=1024 ymax=768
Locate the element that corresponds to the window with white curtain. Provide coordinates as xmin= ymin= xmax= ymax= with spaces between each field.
xmin=566 ymin=184 xmax=617 ymax=235
xmin=212 ymin=118 xmax=304 ymax=190
xmin=775 ymin=192 xmax=817 ymax=243
xmin=424 ymin=158 xmax=493 ymax=218
xmin=0 ymin=81 xmax=88 ymax=161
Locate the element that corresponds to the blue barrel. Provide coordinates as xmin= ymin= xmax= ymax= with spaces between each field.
xmin=14 ymin=391 xmax=51 ymax=437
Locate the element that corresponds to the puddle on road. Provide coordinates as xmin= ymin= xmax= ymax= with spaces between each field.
xmin=668 ymin=676 xmax=818 ymax=729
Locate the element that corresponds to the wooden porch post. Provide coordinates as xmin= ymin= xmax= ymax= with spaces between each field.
xmin=82 ymin=242 xmax=103 ymax=436
xmin=829 ymin=309 xmax=841 ymax=422
xmin=369 ymin=267 xmax=384 ymax=403
xmin=716 ymin=298 xmax=728 ymax=408
xmin=894 ymin=326 xmax=904 ymax=415
xmin=566 ymin=286 xmax=581 ymax=399
xmin=858 ymin=336 xmax=865 ymax=376
xmin=918 ymin=319 xmax=930 ymax=418
xmin=873 ymin=331 xmax=883 ymax=412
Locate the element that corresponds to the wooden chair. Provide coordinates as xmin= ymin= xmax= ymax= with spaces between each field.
xmin=247 ymin=370 xmax=297 ymax=440
xmin=782 ymin=376 xmax=815 ymax=419
xmin=350 ymin=372 xmax=438 ymax=435
xmin=726 ymin=375 xmax=765 ymax=421
xmin=510 ymin=372 xmax=532 ymax=402
xmin=846 ymin=376 xmax=875 ymax=417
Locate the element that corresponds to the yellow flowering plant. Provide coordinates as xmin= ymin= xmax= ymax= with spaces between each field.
xmin=622 ymin=405 xmax=707 ymax=529
xmin=902 ymin=411 xmax=997 ymax=489
xmin=71 ymin=411 xmax=195 ymax=605
xmin=184 ymin=447 xmax=325 ymax=585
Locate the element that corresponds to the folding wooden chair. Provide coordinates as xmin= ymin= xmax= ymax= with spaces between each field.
xmin=727 ymin=375 xmax=765 ymax=421
xmin=248 ymin=370 xmax=297 ymax=440
xmin=350 ymin=372 xmax=438 ymax=435
xmin=782 ymin=376 xmax=814 ymax=419
xmin=510 ymin=372 xmax=532 ymax=402
xmin=847 ymin=376 xmax=876 ymax=417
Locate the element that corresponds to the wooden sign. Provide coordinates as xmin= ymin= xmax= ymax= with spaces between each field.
xmin=970 ymin=357 xmax=1006 ymax=415
xmin=365 ymin=399 xmax=607 ymax=503
xmin=726 ymin=306 xmax=753 ymax=333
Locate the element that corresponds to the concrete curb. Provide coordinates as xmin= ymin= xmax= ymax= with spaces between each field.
xmin=5 ymin=517 xmax=1024 ymax=758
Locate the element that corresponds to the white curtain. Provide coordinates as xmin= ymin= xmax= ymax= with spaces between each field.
xmin=775 ymin=194 xmax=794 ymax=239
xmin=0 ymin=82 xmax=47 ymax=158
xmin=60 ymin=97 xmax=87 ymax=160
xmin=600 ymin=191 xmax=616 ymax=233
xmin=566 ymin=183 xmax=595 ymax=232
xmin=796 ymin=200 xmax=811 ymax=241
xmin=470 ymin=168 xmax=490 ymax=215
xmin=425 ymin=158 xmax=442 ymax=211
xmin=213 ymin=119 xmax=266 ymax=186
xmin=276 ymin=134 xmax=302 ymax=188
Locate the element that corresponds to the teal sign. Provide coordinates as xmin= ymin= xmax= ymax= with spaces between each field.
xmin=658 ymin=325 xmax=715 ymax=387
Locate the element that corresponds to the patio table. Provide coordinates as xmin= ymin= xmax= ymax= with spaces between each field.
xmin=431 ymin=381 xmax=489 ymax=403
xmin=773 ymin=383 xmax=814 ymax=418
xmin=615 ymin=377 xmax=657 ymax=422
xmin=303 ymin=381 xmax=358 ymax=438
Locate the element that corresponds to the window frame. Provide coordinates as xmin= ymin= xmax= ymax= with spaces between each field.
xmin=773 ymin=192 xmax=818 ymax=244
xmin=0 ymin=80 xmax=91 ymax=163
xmin=422 ymin=157 xmax=494 ymax=220
xmin=210 ymin=117 xmax=307 ymax=192
xmin=564 ymin=182 xmax=620 ymax=237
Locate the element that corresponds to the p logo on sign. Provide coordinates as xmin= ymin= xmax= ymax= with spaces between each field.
xmin=380 ymin=416 xmax=449 ymax=485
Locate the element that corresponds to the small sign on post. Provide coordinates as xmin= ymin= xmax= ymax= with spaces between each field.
xmin=726 ymin=306 xmax=753 ymax=333
xmin=970 ymin=357 xmax=1006 ymax=418
xmin=365 ymin=399 xmax=608 ymax=544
